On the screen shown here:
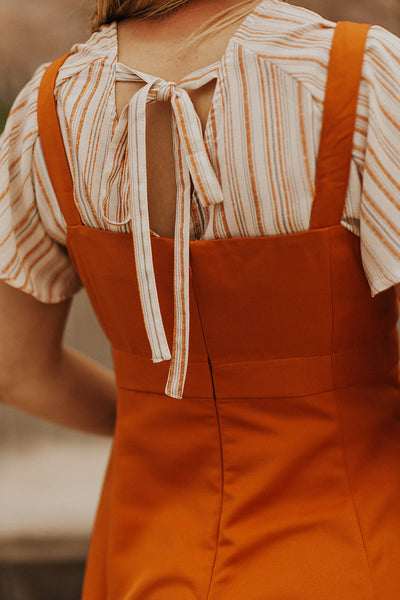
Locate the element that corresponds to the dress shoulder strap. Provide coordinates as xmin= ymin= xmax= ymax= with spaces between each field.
xmin=37 ymin=52 xmax=82 ymax=227
xmin=309 ymin=21 xmax=371 ymax=229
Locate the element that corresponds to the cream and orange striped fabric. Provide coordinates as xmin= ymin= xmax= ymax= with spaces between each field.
xmin=2 ymin=0 xmax=400 ymax=393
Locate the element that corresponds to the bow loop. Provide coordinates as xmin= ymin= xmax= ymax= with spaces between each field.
xmin=170 ymin=90 xmax=224 ymax=209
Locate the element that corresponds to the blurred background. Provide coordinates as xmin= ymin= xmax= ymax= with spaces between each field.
xmin=1 ymin=1 xmax=400 ymax=599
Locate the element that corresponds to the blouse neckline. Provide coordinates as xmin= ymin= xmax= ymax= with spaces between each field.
xmin=114 ymin=0 xmax=270 ymax=85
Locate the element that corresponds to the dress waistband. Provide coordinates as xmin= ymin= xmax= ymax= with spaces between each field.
xmin=113 ymin=332 xmax=399 ymax=400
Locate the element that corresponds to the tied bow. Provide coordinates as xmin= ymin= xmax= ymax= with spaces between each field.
xmin=103 ymin=62 xmax=223 ymax=399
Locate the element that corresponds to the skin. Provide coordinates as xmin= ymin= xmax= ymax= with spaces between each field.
xmin=1 ymin=0 xmax=399 ymax=435
xmin=0 ymin=280 xmax=117 ymax=436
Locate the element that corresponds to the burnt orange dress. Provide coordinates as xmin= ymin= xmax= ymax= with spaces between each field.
xmin=37 ymin=21 xmax=400 ymax=599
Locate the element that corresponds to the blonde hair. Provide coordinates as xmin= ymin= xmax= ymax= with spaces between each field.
xmin=91 ymin=1 xmax=264 ymax=49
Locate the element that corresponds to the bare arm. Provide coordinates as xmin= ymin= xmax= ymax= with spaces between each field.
xmin=0 ymin=280 xmax=116 ymax=437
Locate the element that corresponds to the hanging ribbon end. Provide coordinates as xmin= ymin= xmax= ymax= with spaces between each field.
xmin=152 ymin=351 xmax=171 ymax=364
xmin=164 ymin=361 xmax=187 ymax=400
xmin=197 ymin=187 xmax=224 ymax=210
xmin=164 ymin=383 xmax=184 ymax=400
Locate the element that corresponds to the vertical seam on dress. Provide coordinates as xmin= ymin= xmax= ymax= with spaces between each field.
xmin=329 ymin=228 xmax=377 ymax=600
xmin=205 ymin=351 xmax=224 ymax=600
xmin=189 ymin=272 xmax=224 ymax=599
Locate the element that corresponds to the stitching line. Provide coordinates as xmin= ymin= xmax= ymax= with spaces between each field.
xmin=329 ymin=228 xmax=377 ymax=600
xmin=189 ymin=280 xmax=224 ymax=600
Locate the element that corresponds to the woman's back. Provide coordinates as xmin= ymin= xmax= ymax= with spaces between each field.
xmin=33 ymin=16 xmax=400 ymax=598
xmin=2 ymin=3 xmax=400 ymax=597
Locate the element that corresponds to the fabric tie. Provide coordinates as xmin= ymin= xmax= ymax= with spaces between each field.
xmin=103 ymin=62 xmax=223 ymax=399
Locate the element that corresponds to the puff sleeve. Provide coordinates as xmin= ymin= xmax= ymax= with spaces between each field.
xmin=356 ymin=25 xmax=400 ymax=297
xmin=0 ymin=62 xmax=83 ymax=303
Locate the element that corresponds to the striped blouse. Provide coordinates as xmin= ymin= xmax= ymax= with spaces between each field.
xmin=2 ymin=0 xmax=400 ymax=396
